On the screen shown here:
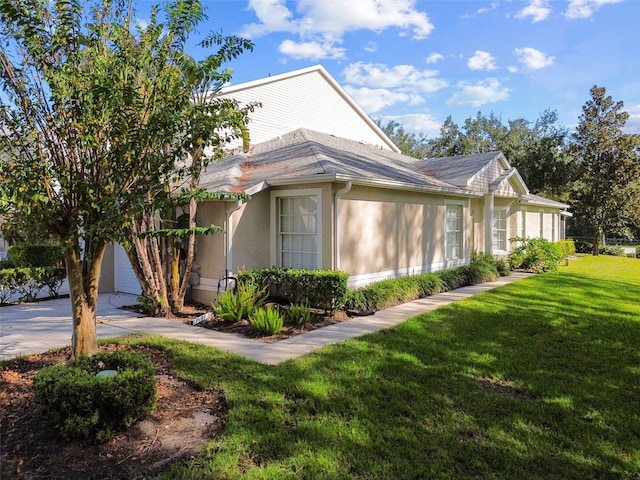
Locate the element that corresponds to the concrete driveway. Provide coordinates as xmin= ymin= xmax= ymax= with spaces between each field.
xmin=0 ymin=293 xmax=145 ymax=360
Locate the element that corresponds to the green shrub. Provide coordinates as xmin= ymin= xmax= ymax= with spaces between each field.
xmin=8 ymin=243 xmax=64 ymax=267
xmin=238 ymin=268 xmax=348 ymax=313
xmin=557 ymin=239 xmax=576 ymax=258
xmin=464 ymin=251 xmax=500 ymax=284
xmin=509 ymin=237 xmax=561 ymax=272
xmin=436 ymin=267 xmax=469 ymax=290
xmin=600 ymin=245 xmax=625 ymax=256
xmin=213 ymin=281 xmax=267 ymax=322
xmin=32 ymin=350 xmax=156 ymax=443
xmin=250 ymin=307 xmax=284 ymax=336
xmin=288 ymin=302 xmax=312 ymax=326
xmin=494 ymin=258 xmax=511 ymax=276
xmin=574 ymin=240 xmax=593 ymax=254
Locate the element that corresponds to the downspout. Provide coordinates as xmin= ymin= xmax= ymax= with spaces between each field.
xmin=484 ymin=190 xmax=494 ymax=254
xmin=226 ymin=199 xmax=243 ymax=274
xmin=334 ymin=181 xmax=352 ymax=270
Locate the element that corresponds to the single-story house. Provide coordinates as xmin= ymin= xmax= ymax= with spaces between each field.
xmin=95 ymin=65 xmax=569 ymax=299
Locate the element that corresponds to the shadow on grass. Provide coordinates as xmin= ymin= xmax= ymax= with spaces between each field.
xmin=143 ymin=267 xmax=640 ymax=479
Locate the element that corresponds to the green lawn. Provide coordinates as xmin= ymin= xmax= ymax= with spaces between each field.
xmin=121 ymin=255 xmax=640 ymax=479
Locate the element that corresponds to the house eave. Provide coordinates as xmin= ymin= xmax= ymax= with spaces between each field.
xmin=264 ymin=174 xmax=483 ymax=198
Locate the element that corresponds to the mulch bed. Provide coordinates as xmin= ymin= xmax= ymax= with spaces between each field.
xmin=0 ymin=344 xmax=226 ymax=480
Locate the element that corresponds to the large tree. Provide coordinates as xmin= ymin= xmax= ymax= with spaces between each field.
xmin=0 ymin=0 xmax=223 ymax=357
xmin=570 ymin=85 xmax=640 ymax=253
xmin=123 ymin=34 xmax=257 ymax=317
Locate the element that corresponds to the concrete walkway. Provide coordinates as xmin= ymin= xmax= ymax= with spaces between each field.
xmin=0 ymin=272 xmax=532 ymax=365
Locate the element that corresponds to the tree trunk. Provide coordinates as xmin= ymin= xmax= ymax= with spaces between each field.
xmin=127 ymin=214 xmax=170 ymax=317
xmin=65 ymin=241 xmax=106 ymax=359
xmin=592 ymin=230 xmax=601 ymax=256
xmin=170 ymin=196 xmax=198 ymax=313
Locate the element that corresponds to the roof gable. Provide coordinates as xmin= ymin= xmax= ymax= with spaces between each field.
xmin=414 ymin=151 xmax=531 ymax=195
xmin=217 ymin=65 xmax=399 ymax=153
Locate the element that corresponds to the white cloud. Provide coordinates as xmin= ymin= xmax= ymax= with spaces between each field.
xmin=242 ymin=0 xmax=434 ymax=60
xmin=426 ymin=52 xmax=444 ymax=64
xmin=468 ymin=51 xmax=498 ymax=71
xmin=513 ymin=47 xmax=555 ymax=69
xmin=624 ymin=104 xmax=640 ymax=135
xmin=447 ymin=78 xmax=511 ymax=107
xmin=564 ymin=0 xmax=622 ymax=19
xmin=243 ymin=0 xmax=434 ymax=38
xmin=343 ymin=62 xmax=448 ymax=94
xmin=278 ymin=39 xmax=346 ymax=60
xmin=378 ymin=113 xmax=442 ymax=136
xmin=344 ymin=86 xmax=422 ymax=113
xmin=516 ymin=0 xmax=551 ymax=22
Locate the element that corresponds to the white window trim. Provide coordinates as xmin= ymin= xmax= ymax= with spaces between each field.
xmin=270 ymin=188 xmax=323 ymax=269
xmin=492 ymin=206 xmax=510 ymax=254
xmin=444 ymin=200 xmax=465 ymax=260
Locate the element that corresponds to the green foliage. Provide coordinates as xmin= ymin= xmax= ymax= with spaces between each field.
xmin=422 ymin=110 xmax=572 ymax=198
xmin=213 ymin=282 xmax=267 ymax=322
xmin=600 ymin=244 xmax=625 ymax=256
xmin=0 ymin=266 xmax=66 ymax=303
xmin=494 ymin=258 xmax=511 ymax=276
xmin=569 ymin=85 xmax=640 ymax=251
xmin=32 ymin=350 xmax=156 ymax=443
xmin=463 ymin=251 xmax=500 ymax=285
xmin=250 ymin=307 xmax=284 ymax=336
xmin=344 ymin=263 xmax=495 ymax=312
xmin=7 ymin=243 xmax=64 ymax=268
xmin=509 ymin=237 xmax=562 ymax=272
xmin=287 ymin=302 xmax=312 ymax=326
xmin=238 ymin=268 xmax=348 ymax=313
xmin=556 ymin=239 xmax=576 ymax=258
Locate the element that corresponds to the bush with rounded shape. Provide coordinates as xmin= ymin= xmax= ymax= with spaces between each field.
xmin=32 ymin=350 xmax=157 ymax=443
xmin=288 ymin=302 xmax=312 ymax=326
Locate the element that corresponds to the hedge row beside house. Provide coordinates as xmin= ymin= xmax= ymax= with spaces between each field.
xmin=238 ymin=267 xmax=348 ymax=313
xmin=343 ymin=252 xmax=504 ymax=311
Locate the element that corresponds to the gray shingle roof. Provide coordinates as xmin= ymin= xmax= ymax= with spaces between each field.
xmin=199 ymin=128 xmax=470 ymax=195
xmin=412 ymin=152 xmax=504 ymax=187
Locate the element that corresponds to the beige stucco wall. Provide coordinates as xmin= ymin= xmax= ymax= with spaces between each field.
xmin=338 ymin=186 xmax=473 ymax=286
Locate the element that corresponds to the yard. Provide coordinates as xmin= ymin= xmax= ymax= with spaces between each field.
xmin=162 ymin=254 xmax=640 ymax=479
xmin=4 ymin=255 xmax=640 ymax=479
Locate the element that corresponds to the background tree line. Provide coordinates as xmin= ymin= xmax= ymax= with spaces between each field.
xmin=380 ymin=87 xmax=640 ymax=248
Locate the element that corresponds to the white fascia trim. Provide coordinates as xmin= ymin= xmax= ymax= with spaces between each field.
xmin=347 ymin=259 xmax=469 ymax=288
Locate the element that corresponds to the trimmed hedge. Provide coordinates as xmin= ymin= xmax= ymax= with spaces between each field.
xmin=32 ymin=350 xmax=157 ymax=443
xmin=344 ymin=254 xmax=500 ymax=311
xmin=238 ymin=267 xmax=348 ymax=313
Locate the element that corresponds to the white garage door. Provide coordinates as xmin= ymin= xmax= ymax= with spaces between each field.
xmin=114 ymin=244 xmax=141 ymax=295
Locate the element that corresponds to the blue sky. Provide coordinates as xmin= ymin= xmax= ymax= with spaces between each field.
xmin=176 ymin=0 xmax=639 ymax=137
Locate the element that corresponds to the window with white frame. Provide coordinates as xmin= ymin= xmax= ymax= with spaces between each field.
xmin=273 ymin=191 xmax=321 ymax=270
xmin=445 ymin=204 xmax=463 ymax=259
xmin=492 ymin=207 xmax=508 ymax=252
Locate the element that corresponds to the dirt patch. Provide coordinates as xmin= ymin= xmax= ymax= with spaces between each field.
xmin=1 ymin=345 xmax=226 ymax=480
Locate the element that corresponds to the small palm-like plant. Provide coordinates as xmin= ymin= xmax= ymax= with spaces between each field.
xmin=213 ymin=282 xmax=267 ymax=322
xmin=250 ymin=307 xmax=284 ymax=336
xmin=288 ymin=302 xmax=312 ymax=326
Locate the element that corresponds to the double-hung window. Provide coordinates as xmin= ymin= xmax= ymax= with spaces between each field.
xmin=445 ymin=204 xmax=463 ymax=259
xmin=492 ymin=208 xmax=508 ymax=252
xmin=272 ymin=189 xmax=321 ymax=270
